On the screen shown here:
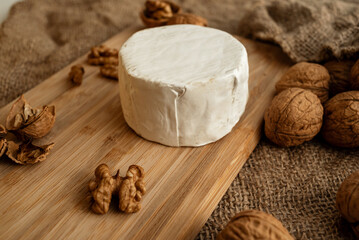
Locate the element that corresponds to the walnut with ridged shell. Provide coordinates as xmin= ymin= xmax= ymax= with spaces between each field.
xmin=275 ymin=62 xmax=330 ymax=103
xmin=217 ymin=210 xmax=294 ymax=240
xmin=322 ymin=91 xmax=359 ymax=148
xmin=336 ymin=170 xmax=359 ymax=238
xmin=264 ymin=88 xmax=323 ymax=147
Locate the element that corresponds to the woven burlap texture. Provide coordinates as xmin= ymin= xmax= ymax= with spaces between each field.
xmin=0 ymin=0 xmax=358 ymax=239
xmin=239 ymin=0 xmax=359 ymax=62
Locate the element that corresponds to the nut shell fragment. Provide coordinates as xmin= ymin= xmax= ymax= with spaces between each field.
xmin=18 ymin=106 xmax=56 ymax=139
xmin=322 ymin=91 xmax=359 ymax=147
xmin=6 ymin=140 xmax=54 ymax=165
xmin=119 ymin=165 xmax=146 ymax=213
xmin=336 ymin=170 xmax=359 ymax=238
xmin=5 ymin=95 xmax=55 ymax=139
xmin=275 ymin=62 xmax=330 ymax=103
xmin=0 ymin=124 xmax=6 ymax=138
xmin=6 ymin=95 xmax=28 ymax=131
xmin=140 ymin=0 xmax=181 ymax=27
xmin=0 ymin=139 xmax=7 ymax=158
xmin=217 ymin=210 xmax=294 ymax=240
xmin=264 ymin=88 xmax=323 ymax=147
xmin=167 ymin=13 xmax=208 ymax=26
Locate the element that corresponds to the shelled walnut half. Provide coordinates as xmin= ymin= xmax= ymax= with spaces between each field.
xmin=6 ymin=95 xmax=55 ymax=139
xmin=87 ymin=45 xmax=119 ymax=66
xmin=68 ymin=64 xmax=85 ymax=85
xmin=119 ymin=165 xmax=146 ymax=213
xmin=100 ymin=64 xmax=118 ymax=80
xmin=88 ymin=164 xmax=146 ymax=214
xmin=88 ymin=164 xmax=122 ymax=214
xmin=6 ymin=140 xmax=54 ymax=165
xmin=217 ymin=210 xmax=294 ymax=240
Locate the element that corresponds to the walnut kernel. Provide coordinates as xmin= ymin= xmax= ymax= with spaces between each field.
xmin=322 ymin=91 xmax=359 ymax=147
xmin=264 ymin=88 xmax=323 ymax=147
xmin=217 ymin=210 xmax=294 ymax=240
xmin=88 ymin=164 xmax=146 ymax=214
xmin=88 ymin=164 xmax=122 ymax=214
xmin=275 ymin=62 xmax=330 ymax=103
xmin=336 ymin=170 xmax=359 ymax=237
xmin=140 ymin=0 xmax=181 ymax=27
xmin=68 ymin=64 xmax=85 ymax=85
xmin=167 ymin=13 xmax=208 ymax=26
xmin=6 ymin=140 xmax=54 ymax=165
xmin=100 ymin=64 xmax=118 ymax=80
xmin=119 ymin=165 xmax=146 ymax=213
xmin=87 ymin=45 xmax=119 ymax=66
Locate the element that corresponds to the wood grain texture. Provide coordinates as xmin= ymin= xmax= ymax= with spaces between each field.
xmin=0 ymin=26 xmax=292 ymax=240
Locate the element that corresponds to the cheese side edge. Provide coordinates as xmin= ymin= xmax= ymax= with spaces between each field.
xmin=118 ymin=25 xmax=249 ymax=147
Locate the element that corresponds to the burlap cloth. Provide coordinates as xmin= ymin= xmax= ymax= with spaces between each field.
xmin=1 ymin=0 xmax=359 ymax=239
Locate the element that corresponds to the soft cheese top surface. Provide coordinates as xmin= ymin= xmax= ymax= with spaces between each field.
xmin=119 ymin=25 xmax=249 ymax=147
xmin=120 ymin=25 xmax=246 ymax=86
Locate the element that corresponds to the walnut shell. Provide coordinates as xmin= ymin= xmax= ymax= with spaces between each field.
xmin=324 ymin=60 xmax=354 ymax=97
xmin=264 ymin=88 xmax=323 ymax=147
xmin=6 ymin=140 xmax=54 ymax=165
xmin=276 ymin=62 xmax=330 ymax=103
xmin=217 ymin=210 xmax=294 ymax=240
xmin=0 ymin=139 xmax=7 ymax=158
xmin=140 ymin=0 xmax=181 ymax=28
xmin=6 ymin=95 xmax=55 ymax=139
xmin=166 ymin=13 xmax=208 ymax=26
xmin=18 ymin=105 xmax=56 ymax=139
xmin=351 ymin=59 xmax=359 ymax=90
xmin=336 ymin=170 xmax=359 ymax=237
xmin=322 ymin=91 xmax=359 ymax=147
xmin=0 ymin=124 xmax=6 ymax=138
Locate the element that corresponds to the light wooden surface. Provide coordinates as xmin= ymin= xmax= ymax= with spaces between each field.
xmin=0 ymin=26 xmax=292 ymax=240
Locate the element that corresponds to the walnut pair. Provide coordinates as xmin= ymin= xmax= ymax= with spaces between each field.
xmin=88 ymin=164 xmax=146 ymax=214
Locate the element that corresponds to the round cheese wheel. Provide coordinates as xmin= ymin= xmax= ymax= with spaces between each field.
xmin=119 ymin=25 xmax=248 ymax=147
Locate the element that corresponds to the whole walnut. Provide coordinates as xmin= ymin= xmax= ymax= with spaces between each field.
xmin=264 ymin=88 xmax=323 ymax=147
xmin=322 ymin=91 xmax=359 ymax=147
xmin=351 ymin=59 xmax=359 ymax=90
xmin=275 ymin=62 xmax=330 ymax=103
xmin=217 ymin=210 xmax=294 ymax=240
xmin=336 ymin=170 xmax=359 ymax=237
xmin=324 ymin=60 xmax=354 ymax=97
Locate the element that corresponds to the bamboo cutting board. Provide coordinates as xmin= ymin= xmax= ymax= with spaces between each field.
xmin=0 ymin=26 xmax=292 ymax=240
